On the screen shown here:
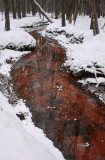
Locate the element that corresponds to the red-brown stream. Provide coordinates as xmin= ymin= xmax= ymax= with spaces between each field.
xmin=11 ymin=26 xmax=105 ymax=160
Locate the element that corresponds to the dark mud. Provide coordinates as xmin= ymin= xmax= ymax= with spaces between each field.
xmin=11 ymin=26 xmax=105 ymax=160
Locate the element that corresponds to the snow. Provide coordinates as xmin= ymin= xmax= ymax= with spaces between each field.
xmin=42 ymin=16 xmax=105 ymax=102
xmin=10 ymin=15 xmax=46 ymax=28
xmin=78 ymin=77 xmax=105 ymax=86
xmin=0 ymin=28 xmax=36 ymax=50
xmin=65 ymin=33 xmax=105 ymax=76
xmin=0 ymin=15 xmax=44 ymax=50
xmin=0 ymin=49 xmax=30 ymax=76
xmin=0 ymin=91 xmax=64 ymax=160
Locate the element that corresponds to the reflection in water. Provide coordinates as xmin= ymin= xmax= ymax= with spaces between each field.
xmin=12 ymin=27 xmax=105 ymax=160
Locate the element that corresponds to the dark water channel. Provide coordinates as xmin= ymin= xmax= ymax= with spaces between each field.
xmin=12 ymin=26 xmax=105 ymax=160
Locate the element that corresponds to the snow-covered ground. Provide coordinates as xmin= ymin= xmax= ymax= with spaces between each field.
xmin=0 ymin=16 xmax=38 ymax=50
xmin=0 ymin=14 xmax=65 ymax=160
xmin=0 ymin=28 xmax=36 ymax=50
xmin=0 ymin=49 xmax=30 ymax=76
xmin=0 ymin=91 xmax=65 ymax=160
xmin=42 ymin=16 xmax=105 ymax=103
xmin=0 ymin=13 xmax=48 ymax=50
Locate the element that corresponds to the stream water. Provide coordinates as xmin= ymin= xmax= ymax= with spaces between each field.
xmin=11 ymin=26 xmax=105 ymax=160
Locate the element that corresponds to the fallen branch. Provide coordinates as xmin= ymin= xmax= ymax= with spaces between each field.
xmin=32 ymin=0 xmax=53 ymax=23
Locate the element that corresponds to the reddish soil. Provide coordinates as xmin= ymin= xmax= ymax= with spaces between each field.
xmin=11 ymin=26 xmax=105 ymax=160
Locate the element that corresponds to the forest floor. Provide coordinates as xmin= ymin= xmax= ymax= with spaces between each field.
xmin=0 ymin=13 xmax=105 ymax=160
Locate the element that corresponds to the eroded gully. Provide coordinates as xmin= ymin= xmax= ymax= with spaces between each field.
xmin=11 ymin=26 xmax=105 ymax=160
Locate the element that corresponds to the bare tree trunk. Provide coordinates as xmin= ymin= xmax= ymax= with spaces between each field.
xmin=0 ymin=0 xmax=4 ymax=21
xmin=16 ymin=0 xmax=21 ymax=19
xmin=69 ymin=14 xmax=72 ymax=24
xmin=96 ymin=0 xmax=101 ymax=18
xmin=31 ymin=0 xmax=36 ymax=15
xmin=69 ymin=0 xmax=74 ymax=24
xmin=32 ymin=0 xmax=53 ymax=23
xmin=66 ymin=0 xmax=69 ymax=20
xmin=73 ymin=0 xmax=82 ymax=25
xmin=27 ymin=0 xmax=30 ymax=14
xmin=90 ymin=14 xmax=93 ymax=29
xmin=4 ymin=0 xmax=10 ymax=31
xmin=11 ymin=0 xmax=16 ymax=19
xmin=91 ymin=0 xmax=99 ymax=35
xmin=61 ymin=0 xmax=66 ymax=26
xmin=55 ymin=0 xmax=58 ymax=19
xmin=21 ymin=0 xmax=26 ymax=17
xmin=9 ymin=0 xmax=12 ymax=13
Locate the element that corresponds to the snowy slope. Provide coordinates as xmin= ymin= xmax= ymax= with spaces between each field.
xmin=0 ymin=91 xmax=64 ymax=160
xmin=0 ymin=15 xmax=39 ymax=50
xmin=0 ymin=28 xmax=36 ymax=50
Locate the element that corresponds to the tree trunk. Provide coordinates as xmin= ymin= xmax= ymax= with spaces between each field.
xmin=21 ymin=0 xmax=26 ymax=17
xmin=16 ymin=0 xmax=21 ymax=19
xmin=9 ymin=0 xmax=12 ymax=13
xmin=96 ymin=0 xmax=101 ymax=18
xmin=31 ymin=0 xmax=36 ymax=15
xmin=69 ymin=0 xmax=74 ymax=24
xmin=55 ymin=0 xmax=58 ymax=19
xmin=66 ymin=0 xmax=70 ymax=20
xmin=32 ymin=0 xmax=53 ymax=23
xmin=11 ymin=0 xmax=16 ymax=19
xmin=91 ymin=0 xmax=99 ymax=35
xmin=90 ymin=14 xmax=93 ymax=29
xmin=73 ymin=0 xmax=82 ymax=25
xmin=4 ymin=0 xmax=10 ymax=31
xmin=61 ymin=0 xmax=66 ymax=26
xmin=27 ymin=0 xmax=30 ymax=14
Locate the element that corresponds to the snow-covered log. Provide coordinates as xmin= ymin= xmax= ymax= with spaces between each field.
xmin=32 ymin=0 xmax=53 ymax=23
